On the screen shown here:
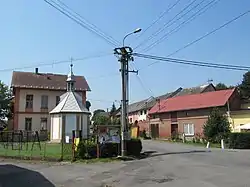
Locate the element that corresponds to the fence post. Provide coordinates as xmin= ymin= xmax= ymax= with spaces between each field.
xmin=221 ymin=139 xmax=224 ymax=150
xmin=72 ymin=130 xmax=76 ymax=162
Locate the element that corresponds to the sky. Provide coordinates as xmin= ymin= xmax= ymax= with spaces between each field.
xmin=0 ymin=0 xmax=250 ymax=111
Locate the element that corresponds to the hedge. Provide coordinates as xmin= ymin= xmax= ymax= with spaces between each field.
xmin=228 ymin=133 xmax=250 ymax=149
xmin=76 ymin=138 xmax=142 ymax=159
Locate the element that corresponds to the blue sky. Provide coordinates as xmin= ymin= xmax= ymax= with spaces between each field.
xmin=1 ymin=0 xmax=250 ymax=111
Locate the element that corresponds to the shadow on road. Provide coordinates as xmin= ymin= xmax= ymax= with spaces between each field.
xmin=139 ymin=150 xmax=210 ymax=159
xmin=0 ymin=164 xmax=55 ymax=187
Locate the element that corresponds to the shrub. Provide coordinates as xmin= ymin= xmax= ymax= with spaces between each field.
xmin=228 ymin=133 xmax=250 ymax=149
xmin=203 ymin=108 xmax=231 ymax=143
xmin=76 ymin=138 xmax=142 ymax=159
xmin=76 ymin=140 xmax=97 ymax=159
xmin=126 ymin=138 xmax=142 ymax=156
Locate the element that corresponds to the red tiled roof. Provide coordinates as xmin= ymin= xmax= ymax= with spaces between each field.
xmin=11 ymin=71 xmax=90 ymax=91
xmin=149 ymin=89 xmax=235 ymax=114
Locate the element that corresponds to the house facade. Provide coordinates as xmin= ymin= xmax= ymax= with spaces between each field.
xmin=148 ymin=89 xmax=240 ymax=139
xmin=11 ymin=68 xmax=90 ymax=131
xmin=118 ymin=83 xmax=216 ymax=134
xmin=229 ymin=99 xmax=250 ymax=132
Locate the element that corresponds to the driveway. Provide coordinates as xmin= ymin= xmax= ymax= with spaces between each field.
xmin=1 ymin=140 xmax=250 ymax=187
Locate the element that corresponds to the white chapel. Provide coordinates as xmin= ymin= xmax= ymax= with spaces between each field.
xmin=49 ymin=64 xmax=90 ymax=143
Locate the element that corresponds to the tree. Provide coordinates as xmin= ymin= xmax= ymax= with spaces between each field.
xmin=0 ymin=81 xmax=12 ymax=120
xmin=91 ymin=109 xmax=110 ymax=126
xmin=239 ymin=71 xmax=250 ymax=99
xmin=109 ymin=102 xmax=117 ymax=116
xmin=215 ymin=83 xmax=228 ymax=90
xmin=203 ymin=108 xmax=231 ymax=143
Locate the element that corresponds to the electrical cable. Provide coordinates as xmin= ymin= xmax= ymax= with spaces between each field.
xmin=43 ymin=0 xmax=118 ymax=47
xmin=132 ymin=0 xmax=182 ymax=44
xmin=56 ymin=0 xmax=120 ymax=46
xmin=141 ymin=0 xmax=220 ymax=52
xmin=167 ymin=9 xmax=250 ymax=56
xmin=134 ymin=0 xmax=200 ymax=50
xmin=133 ymin=53 xmax=250 ymax=71
xmin=0 ymin=53 xmax=112 ymax=72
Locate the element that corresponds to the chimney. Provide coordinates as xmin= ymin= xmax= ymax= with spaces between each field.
xmin=35 ymin=68 xmax=38 ymax=74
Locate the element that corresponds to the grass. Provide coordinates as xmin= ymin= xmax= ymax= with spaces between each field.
xmin=0 ymin=142 xmax=73 ymax=161
xmin=75 ymin=157 xmax=120 ymax=164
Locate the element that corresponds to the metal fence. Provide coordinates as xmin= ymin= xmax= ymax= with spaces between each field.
xmin=0 ymin=130 xmax=73 ymax=161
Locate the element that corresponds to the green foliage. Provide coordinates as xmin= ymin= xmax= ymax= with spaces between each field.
xmin=203 ymin=108 xmax=231 ymax=143
xmin=91 ymin=109 xmax=110 ymax=126
xmin=110 ymin=102 xmax=117 ymax=116
xmin=0 ymin=81 xmax=12 ymax=120
xmin=215 ymin=83 xmax=228 ymax=90
xmin=239 ymin=71 xmax=250 ymax=99
xmin=228 ymin=133 xmax=250 ymax=149
xmin=76 ymin=140 xmax=97 ymax=159
xmin=76 ymin=138 xmax=142 ymax=159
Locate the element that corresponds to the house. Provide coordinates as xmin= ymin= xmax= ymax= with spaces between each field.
xmin=229 ymin=99 xmax=250 ymax=132
xmin=50 ymin=64 xmax=90 ymax=142
xmin=116 ymin=83 xmax=216 ymax=133
xmin=11 ymin=68 xmax=90 ymax=131
xmin=148 ymin=88 xmax=240 ymax=139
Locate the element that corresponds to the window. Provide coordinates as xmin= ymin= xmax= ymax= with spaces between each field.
xmin=40 ymin=118 xmax=47 ymax=130
xmin=56 ymin=96 xmax=60 ymax=106
xmin=140 ymin=111 xmax=143 ymax=115
xmin=129 ymin=118 xmax=132 ymax=123
xmin=144 ymin=110 xmax=147 ymax=115
xmin=183 ymin=123 xmax=194 ymax=136
xmin=41 ymin=95 xmax=48 ymax=109
xmin=26 ymin=95 xmax=33 ymax=109
xmin=25 ymin=118 xmax=32 ymax=131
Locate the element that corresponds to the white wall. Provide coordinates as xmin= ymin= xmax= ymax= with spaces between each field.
xmin=18 ymin=113 xmax=51 ymax=131
xmin=19 ymin=89 xmax=65 ymax=112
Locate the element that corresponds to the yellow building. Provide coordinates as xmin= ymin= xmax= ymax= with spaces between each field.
xmin=229 ymin=100 xmax=250 ymax=132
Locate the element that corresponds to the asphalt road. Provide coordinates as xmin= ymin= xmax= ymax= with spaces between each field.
xmin=1 ymin=140 xmax=250 ymax=187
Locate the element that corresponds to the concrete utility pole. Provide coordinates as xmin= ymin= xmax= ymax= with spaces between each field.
xmin=114 ymin=28 xmax=141 ymax=157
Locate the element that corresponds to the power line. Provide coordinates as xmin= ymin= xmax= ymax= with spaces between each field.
xmin=141 ymin=0 xmax=220 ymax=52
xmin=130 ymin=63 xmax=154 ymax=97
xmin=134 ymin=0 xmax=200 ymax=50
xmin=43 ymin=0 xmax=118 ymax=46
xmin=56 ymin=0 xmax=120 ymax=46
xmin=133 ymin=53 xmax=250 ymax=71
xmin=167 ymin=9 xmax=250 ymax=56
xmin=132 ymin=0 xmax=182 ymax=43
xmin=0 ymin=53 xmax=112 ymax=72
xmin=139 ymin=9 xmax=250 ymax=69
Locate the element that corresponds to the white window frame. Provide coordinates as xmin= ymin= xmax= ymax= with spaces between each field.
xmin=26 ymin=95 xmax=33 ymax=109
xmin=41 ymin=95 xmax=48 ymax=109
xmin=183 ymin=123 xmax=194 ymax=136
xmin=25 ymin=118 xmax=32 ymax=131
xmin=40 ymin=118 xmax=48 ymax=130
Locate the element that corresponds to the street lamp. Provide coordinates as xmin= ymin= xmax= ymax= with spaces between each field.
xmin=123 ymin=28 xmax=142 ymax=46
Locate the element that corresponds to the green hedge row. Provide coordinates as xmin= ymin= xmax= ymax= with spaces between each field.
xmin=228 ymin=133 xmax=250 ymax=149
xmin=76 ymin=138 xmax=142 ymax=159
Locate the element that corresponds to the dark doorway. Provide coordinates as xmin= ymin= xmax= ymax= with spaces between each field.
xmin=150 ymin=124 xmax=159 ymax=139
xmin=171 ymin=123 xmax=178 ymax=136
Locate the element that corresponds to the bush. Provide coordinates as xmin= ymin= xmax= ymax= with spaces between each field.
xmin=76 ymin=138 xmax=142 ymax=159
xmin=203 ymin=108 xmax=231 ymax=143
xmin=228 ymin=133 xmax=250 ymax=149
xmin=76 ymin=140 xmax=97 ymax=159
xmin=126 ymin=138 xmax=142 ymax=156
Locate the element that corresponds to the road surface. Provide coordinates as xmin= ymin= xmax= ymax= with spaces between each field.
xmin=1 ymin=140 xmax=250 ymax=187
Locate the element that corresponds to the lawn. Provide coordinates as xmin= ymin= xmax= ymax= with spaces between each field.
xmin=0 ymin=141 xmax=73 ymax=160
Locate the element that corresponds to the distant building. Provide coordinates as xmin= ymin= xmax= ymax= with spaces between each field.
xmin=148 ymin=89 xmax=240 ymax=139
xmin=116 ymin=83 xmax=216 ymax=134
xmin=11 ymin=68 xmax=90 ymax=131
